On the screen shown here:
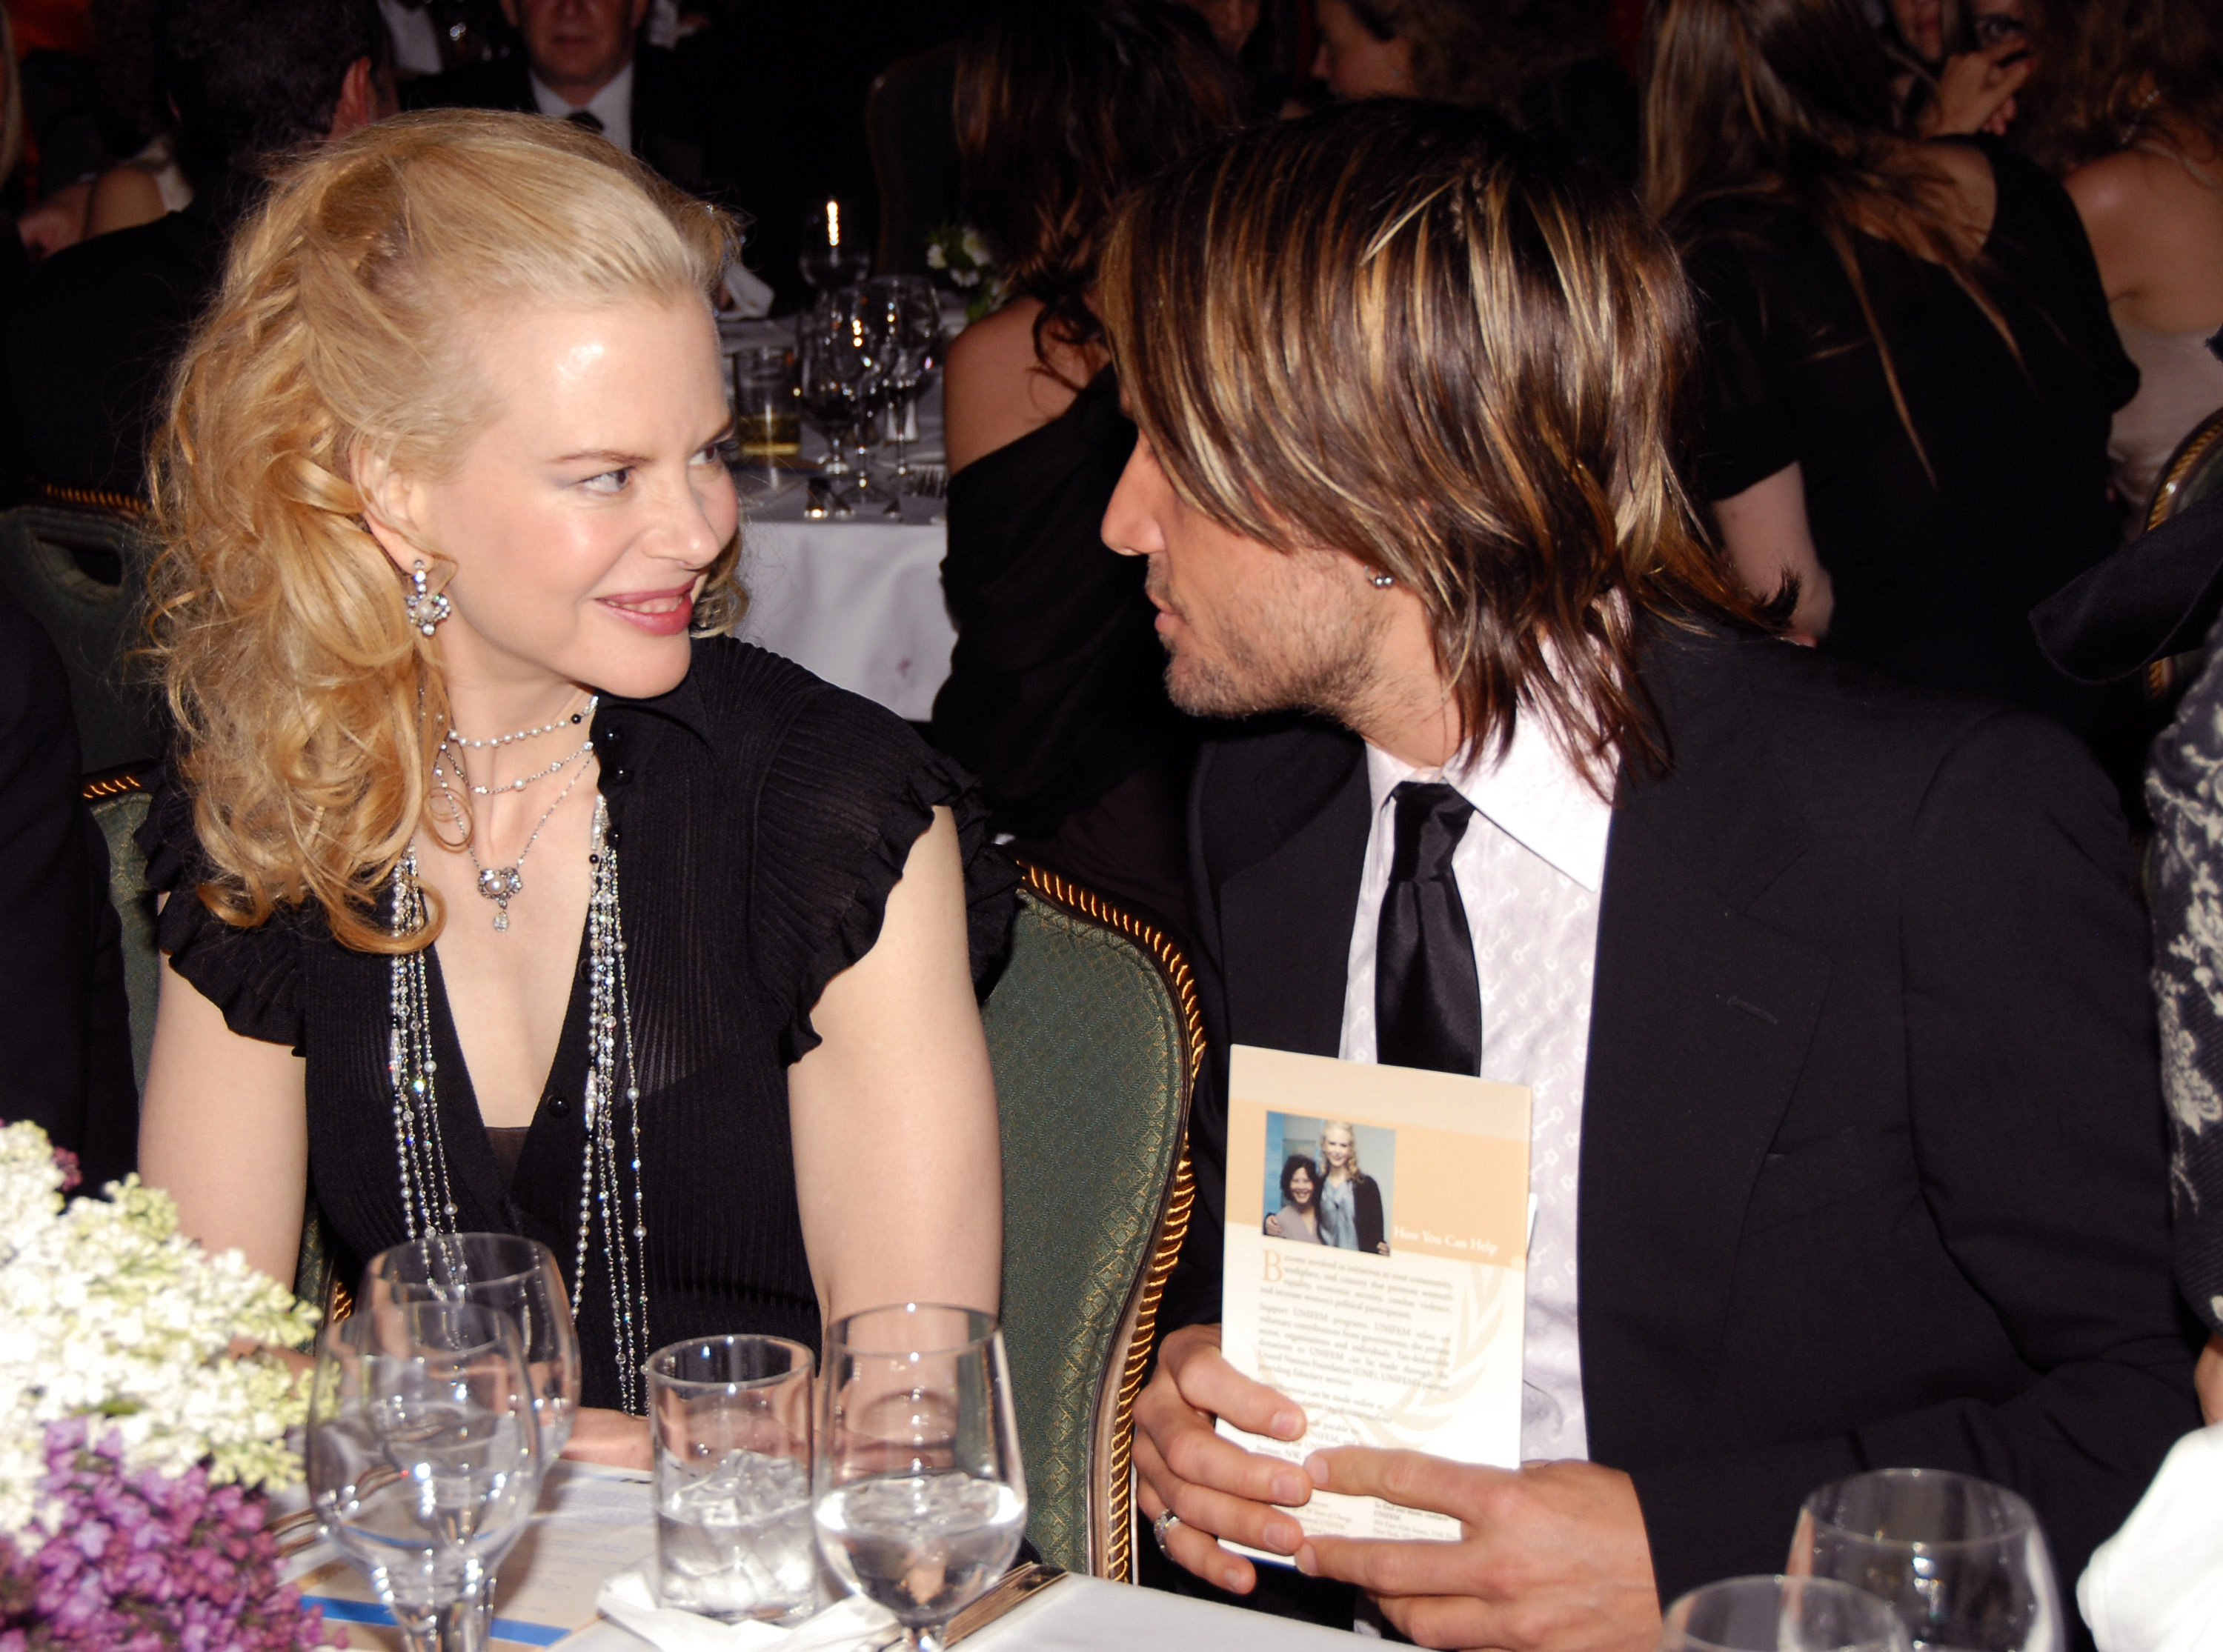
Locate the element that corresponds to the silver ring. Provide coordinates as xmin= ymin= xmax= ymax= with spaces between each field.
xmin=1152 ymin=1508 xmax=1183 ymax=1556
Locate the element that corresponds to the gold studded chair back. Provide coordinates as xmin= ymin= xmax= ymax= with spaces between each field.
xmin=986 ymin=865 xmax=1200 ymax=1581
xmin=2142 ymin=407 xmax=2223 ymax=710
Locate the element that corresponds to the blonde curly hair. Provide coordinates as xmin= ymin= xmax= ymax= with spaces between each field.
xmin=149 ymin=108 xmax=742 ymax=953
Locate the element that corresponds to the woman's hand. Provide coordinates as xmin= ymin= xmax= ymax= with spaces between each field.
xmin=1920 ymin=41 xmax=2031 ymax=138
xmin=1264 ymin=1213 xmax=1285 ymax=1237
xmin=562 ymin=1407 xmax=653 ymax=1471
xmin=1132 ymin=1324 xmax=1315 ymax=1594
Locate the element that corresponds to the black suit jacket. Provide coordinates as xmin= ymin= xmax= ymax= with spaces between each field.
xmin=403 ymin=47 xmax=719 ymax=200
xmin=1167 ymin=624 xmax=2197 ymax=1618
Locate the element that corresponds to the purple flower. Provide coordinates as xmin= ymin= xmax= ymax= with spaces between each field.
xmin=0 ymin=1420 xmax=342 ymax=1649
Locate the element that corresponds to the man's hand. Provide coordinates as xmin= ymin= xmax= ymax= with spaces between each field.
xmin=16 ymin=181 xmax=92 ymax=258
xmin=1296 ymin=1450 xmax=1659 ymax=1652
xmin=1133 ymin=1323 xmax=1315 ymax=1594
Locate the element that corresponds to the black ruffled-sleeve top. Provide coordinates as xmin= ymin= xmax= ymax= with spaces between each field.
xmin=139 ymin=638 xmax=1017 ymax=1408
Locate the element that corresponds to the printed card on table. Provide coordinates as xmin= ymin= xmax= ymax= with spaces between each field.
xmin=1218 ymin=1044 xmax=1530 ymax=1551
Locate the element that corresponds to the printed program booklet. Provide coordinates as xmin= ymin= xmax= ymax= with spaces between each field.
xmin=1218 ymin=1043 xmax=1531 ymax=1548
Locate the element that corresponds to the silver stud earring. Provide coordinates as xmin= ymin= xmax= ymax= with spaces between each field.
xmin=403 ymin=559 xmax=451 ymax=636
xmin=1371 ymin=571 xmax=1396 ymax=589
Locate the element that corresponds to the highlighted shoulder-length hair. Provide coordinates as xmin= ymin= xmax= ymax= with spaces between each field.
xmin=148 ymin=110 xmax=741 ymax=953
xmin=1100 ymin=100 xmax=1771 ymax=796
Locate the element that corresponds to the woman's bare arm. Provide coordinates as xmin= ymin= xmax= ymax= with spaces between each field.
xmin=788 ymin=807 xmax=1002 ymax=1330
xmin=1712 ymin=461 xmax=1834 ymax=642
xmin=139 ymin=954 xmax=310 ymax=1288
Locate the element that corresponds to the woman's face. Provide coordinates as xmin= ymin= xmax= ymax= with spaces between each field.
xmin=1322 ymin=1128 xmax=1354 ymax=1169
xmin=1312 ymin=0 xmax=1412 ymax=99
xmin=1289 ymin=1166 xmax=1315 ymax=1206
xmin=368 ymin=293 xmax=737 ymax=705
xmin=1889 ymin=0 xmax=1944 ymax=61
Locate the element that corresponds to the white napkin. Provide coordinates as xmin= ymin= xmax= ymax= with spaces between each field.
xmin=722 ymin=263 xmax=777 ymax=320
xmin=2079 ymin=1420 xmax=2223 ymax=1652
xmin=596 ymin=1563 xmax=897 ymax=1652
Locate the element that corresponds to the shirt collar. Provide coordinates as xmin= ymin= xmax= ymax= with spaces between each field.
xmin=1363 ymin=713 xmax=1612 ymax=893
xmin=529 ymin=58 xmax=634 ymax=147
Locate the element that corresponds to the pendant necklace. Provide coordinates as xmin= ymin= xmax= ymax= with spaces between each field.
xmin=433 ymin=747 xmax=593 ymax=930
xmin=387 ymin=793 xmax=651 ymax=1411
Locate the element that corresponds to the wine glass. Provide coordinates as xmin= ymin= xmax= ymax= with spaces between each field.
xmin=799 ymin=199 xmax=873 ymax=296
xmin=1661 ymin=1576 xmax=1912 ymax=1652
xmin=812 ymin=1305 xmax=1026 ymax=1652
xmin=1789 ymin=1470 xmax=2066 ymax=1652
xmin=866 ymin=275 xmax=946 ymax=507
xmin=807 ymin=286 xmax=896 ymax=509
xmin=308 ymin=1299 xmax=543 ymax=1652
xmin=361 ymin=1233 xmax=581 ymax=1465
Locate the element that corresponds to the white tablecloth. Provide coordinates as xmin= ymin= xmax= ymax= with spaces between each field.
xmin=568 ymin=1571 xmax=1357 ymax=1652
xmin=720 ymin=319 xmax=957 ymax=724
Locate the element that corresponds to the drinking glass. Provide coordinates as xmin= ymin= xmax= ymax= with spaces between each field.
xmin=805 ymin=286 xmax=895 ymax=508
xmin=1789 ymin=1469 xmax=2065 ymax=1652
xmin=1661 ymin=1576 xmax=1913 ymax=1652
xmin=648 ymin=1335 xmax=817 ymax=1624
xmin=799 ymin=199 xmax=872 ymax=295
xmin=865 ymin=275 xmax=945 ymax=507
xmin=307 ymin=1299 xmax=543 ymax=1652
xmin=813 ymin=1305 xmax=1026 ymax=1652
xmin=731 ymin=344 xmax=802 ymax=457
xmin=362 ymin=1233 xmax=580 ymax=1463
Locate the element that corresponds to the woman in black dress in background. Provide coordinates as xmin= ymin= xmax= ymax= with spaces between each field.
xmin=1647 ymin=0 xmax=2136 ymax=765
xmin=933 ymin=0 xmax=1240 ymax=935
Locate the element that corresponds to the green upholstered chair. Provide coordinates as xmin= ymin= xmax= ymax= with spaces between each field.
xmin=985 ymin=864 xmax=1201 ymax=1582
xmin=864 ymin=43 xmax=962 ymax=279
xmin=2144 ymin=407 xmax=2223 ymax=713
xmin=82 ymin=768 xmax=337 ymax=1310
xmin=1 ymin=495 xmax=165 ymax=773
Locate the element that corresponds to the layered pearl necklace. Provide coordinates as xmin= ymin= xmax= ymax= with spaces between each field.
xmin=431 ymin=696 xmax=600 ymax=933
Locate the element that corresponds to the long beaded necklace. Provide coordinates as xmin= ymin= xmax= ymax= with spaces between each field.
xmin=387 ymin=793 xmax=652 ymax=1413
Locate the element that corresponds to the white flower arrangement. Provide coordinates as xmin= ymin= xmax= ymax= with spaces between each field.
xmin=0 ymin=1120 xmax=319 ymax=1536
xmin=924 ymin=223 xmax=1005 ymax=322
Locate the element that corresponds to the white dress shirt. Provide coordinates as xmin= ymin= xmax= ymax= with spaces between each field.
xmin=531 ymin=59 xmax=635 ymax=155
xmin=1337 ymin=721 xmax=1611 ymax=1462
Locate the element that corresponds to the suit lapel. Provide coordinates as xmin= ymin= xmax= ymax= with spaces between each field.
xmin=1218 ymin=738 xmax=1372 ymax=1059
xmin=1578 ymin=635 xmax=1832 ymax=1469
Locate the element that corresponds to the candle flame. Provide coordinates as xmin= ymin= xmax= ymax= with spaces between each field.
xmin=826 ymin=200 xmax=840 ymax=248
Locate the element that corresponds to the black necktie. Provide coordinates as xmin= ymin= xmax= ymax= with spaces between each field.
xmin=566 ymin=109 xmax=604 ymax=133
xmin=1375 ymin=781 xmax=1482 ymax=1075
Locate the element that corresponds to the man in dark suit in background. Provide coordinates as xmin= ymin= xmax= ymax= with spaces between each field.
xmin=1106 ymin=102 xmax=2196 ymax=1650
xmin=405 ymin=0 xmax=722 ymax=201
xmin=2 ymin=0 xmax=393 ymax=497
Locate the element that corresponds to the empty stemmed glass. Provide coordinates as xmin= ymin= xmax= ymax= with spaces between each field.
xmin=812 ymin=1305 xmax=1026 ymax=1652
xmin=865 ymin=276 xmax=946 ymax=511
xmin=362 ymin=1233 xmax=581 ymax=1465
xmin=1660 ymin=1576 xmax=1912 ymax=1652
xmin=799 ymin=199 xmax=872 ymax=296
xmin=803 ymin=287 xmax=895 ymax=510
xmin=307 ymin=1299 xmax=543 ymax=1652
xmin=1789 ymin=1469 xmax=2066 ymax=1652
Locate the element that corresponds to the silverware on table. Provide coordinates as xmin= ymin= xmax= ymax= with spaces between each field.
xmin=946 ymin=1561 xmax=1065 ymax=1645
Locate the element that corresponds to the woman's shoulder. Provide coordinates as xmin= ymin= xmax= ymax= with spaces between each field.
xmin=682 ymin=638 xmax=1018 ymax=1061
xmin=943 ymin=298 xmax=1106 ymax=474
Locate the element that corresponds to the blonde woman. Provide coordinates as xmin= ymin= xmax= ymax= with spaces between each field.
xmin=1315 ymin=1122 xmax=1386 ymax=1255
xmin=134 ymin=110 xmax=1011 ymax=1462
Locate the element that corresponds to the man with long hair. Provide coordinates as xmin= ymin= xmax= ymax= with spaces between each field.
xmin=1113 ymin=101 xmax=2192 ymax=1646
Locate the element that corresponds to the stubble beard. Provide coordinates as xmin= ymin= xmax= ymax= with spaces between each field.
xmin=1152 ymin=550 xmax=1388 ymax=727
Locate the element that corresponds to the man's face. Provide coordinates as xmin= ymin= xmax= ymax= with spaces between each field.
xmin=1102 ymin=431 xmax=1388 ymax=722
xmin=500 ymin=0 xmax=648 ymax=97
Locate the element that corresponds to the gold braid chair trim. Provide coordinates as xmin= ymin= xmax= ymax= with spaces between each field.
xmin=35 ymin=482 xmax=152 ymax=517
xmin=1011 ymin=862 xmax=1202 ymax=1584
xmin=2144 ymin=406 xmax=2223 ymax=704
